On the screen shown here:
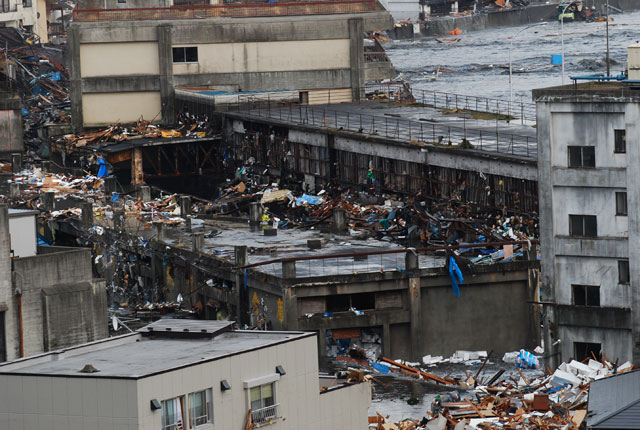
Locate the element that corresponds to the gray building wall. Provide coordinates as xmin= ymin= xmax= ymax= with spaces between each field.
xmin=534 ymin=88 xmax=640 ymax=366
xmin=0 ymin=89 xmax=24 ymax=158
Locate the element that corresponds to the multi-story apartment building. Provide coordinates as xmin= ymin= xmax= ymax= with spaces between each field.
xmin=68 ymin=0 xmax=395 ymax=130
xmin=0 ymin=0 xmax=47 ymax=42
xmin=534 ymin=43 xmax=640 ymax=368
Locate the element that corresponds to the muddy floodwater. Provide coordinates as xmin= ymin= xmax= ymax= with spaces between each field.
xmin=386 ymin=10 xmax=640 ymax=101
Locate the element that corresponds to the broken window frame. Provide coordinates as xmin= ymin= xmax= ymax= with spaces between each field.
xmin=569 ymin=214 xmax=597 ymax=238
xmin=567 ymin=146 xmax=595 ymax=168
xmin=614 ymin=129 xmax=626 ymax=154
xmin=572 ymin=284 xmax=600 ymax=307
xmin=188 ymin=388 xmax=213 ymax=428
xmin=616 ymin=192 xmax=628 ymax=216
xmin=172 ymin=47 xmax=199 ymax=64
xmin=618 ymin=260 xmax=630 ymax=285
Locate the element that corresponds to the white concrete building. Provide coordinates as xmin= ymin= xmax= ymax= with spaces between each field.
xmin=534 ymin=44 xmax=640 ymax=368
xmin=0 ymin=319 xmax=372 ymax=430
xmin=0 ymin=0 xmax=48 ymax=42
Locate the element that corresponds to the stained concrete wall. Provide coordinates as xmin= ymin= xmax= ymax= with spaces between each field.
xmin=535 ymin=92 xmax=640 ymax=366
xmin=0 ymin=91 xmax=24 ymax=157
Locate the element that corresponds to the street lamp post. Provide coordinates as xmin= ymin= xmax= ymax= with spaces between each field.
xmin=509 ymin=22 xmax=547 ymax=115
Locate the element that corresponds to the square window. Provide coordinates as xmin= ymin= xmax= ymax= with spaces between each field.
xmin=172 ymin=47 xmax=185 ymax=63
xmin=619 ymin=260 xmax=630 ymax=284
xmin=250 ymin=383 xmax=277 ymax=425
xmin=616 ymin=192 xmax=627 ymax=216
xmin=188 ymin=389 xmax=212 ymax=428
xmin=568 ymin=146 xmax=595 ymax=168
xmin=614 ymin=129 xmax=626 ymax=154
xmin=572 ymin=284 xmax=600 ymax=307
xmin=569 ymin=215 xmax=597 ymax=238
xmin=185 ymin=47 xmax=198 ymax=62
xmin=574 ymin=342 xmax=601 ymax=361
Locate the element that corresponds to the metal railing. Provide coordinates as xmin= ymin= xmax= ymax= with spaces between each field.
xmin=411 ymin=89 xmax=538 ymax=126
xmin=252 ymin=404 xmax=279 ymax=426
xmin=72 ymin=0 xmax=376 ymax=21
xmin=233 ymin=101 xmax=537 ymax=158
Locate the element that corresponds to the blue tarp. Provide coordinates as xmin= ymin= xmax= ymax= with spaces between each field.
xmin=97 ymin=158 xmax=108 ymax=178
xmin=296 ymin=194 xmax=322 ymax=205
xmin=448 ymin=257 xmax=464 ymax=296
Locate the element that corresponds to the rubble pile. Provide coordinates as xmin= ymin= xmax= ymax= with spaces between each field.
xmin=369 ymin=356 xmax=634 ymax=430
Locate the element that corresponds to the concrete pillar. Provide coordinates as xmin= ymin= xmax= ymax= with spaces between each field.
xmin=41 ymin=191 xmax=55 ymax=211
xmin=131 ymin=148 xmax=144 ymax=185
xmin=283 ymin=287 xmax=299 ymax=330
xmin=138 ymin=185 xmax=151 ymax=202
xmin=81 ymin=201 xmax=93 ymax=227
xmin=157 ymin=25 xmax=176 ymax=125
xmin=405 ymin=250 xmax=419 ymax=273
xmin=41 ymin=160 xmax=51 ymax=173
xmin=153 ymin=222 xmax=165 ymax=242
xmin=104 ymin=177 xmax=117 ymax=195
xmin=282 ymin=261 xmax=296 ymax=279
xmin=9 ymin=183 xmax=20 ymax=198
xmin=180 ymin=195 xmax=192 ymax=217
xmin=249 ymin=202 xmax=262 ymax=224
xmin=0 ymin=205 xmax=13 ymax=359
xmin=235 ymin=245 xmax=248 ymax=267
xmin=408 ymin=277 xmax=422 ymax=361
xmin=192 ymin=233 xmax=204 ymax=253
xmin=333 ymin=209 xmax=348 ymax=234
xmin=113 ymin=209 xmax=124 ymax=231
xmin=383 ymin=323 xmax=391 ymax=357
xmin=348 ymin=18 xmax=364 ymax=102
xmin=10 ymin=153 xmax=22 ymax=173
xmin=68 ymin=25 xmax=84 ymax=132
xmin=318 ymin=328 xmax=327 ymax=357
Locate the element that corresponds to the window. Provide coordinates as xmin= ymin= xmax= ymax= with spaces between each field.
xmin=619 ymin=260 xmax=630 ymax=284
xmin=250 ymin=383 xmax=277 ymax=424
xmin=569 ymin=215 xmax=597 ymax=237
xmin=188 ymin=389 xmax=212 ymax=428
xmin=0 ymin=311 xmax=5 ymax=362
xmin=568 ymin=146 xmax=595 ymax=168
xmin=574 ymin=342 xmax=601 ymax=361
xmin=161 ymin=397 xmax=185 ymax=430
xmin=616 ymin=192 xmax=627 ymax=216
xmin=572 ymin=284 xmax=600 ymax=307
xmin=172 ymin=47 xmax=198 ymax=63
xmin=614 ymin=129 xmax=626 ymax=153
xmin=22 ymin=0 xmax=32 ymax=7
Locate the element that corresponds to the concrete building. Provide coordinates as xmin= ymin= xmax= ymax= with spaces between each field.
xmin=0 ymin=0 xmax=48 ymax=43
xmin=533 ymin=44 xmax=640 ymax=367
xmin=68 ymin=0 xmax=395 ymax=130
xmin=0 ymin=319 xmax=372 ymax=430
xmin=0 ymin=82 xmax=23 ymax=158
xmin=0 ymin=205 xmax=108 ymax=362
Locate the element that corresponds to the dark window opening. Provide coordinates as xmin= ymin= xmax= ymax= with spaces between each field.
xmin=616 ymin=192 xmax=627 ymax=216
xmin=619 ymin=260 xmax=630 ymax=284
xmin=326 ymin=293 xmax=375 ymax=312
xmin=22 ymin=0 xmax=32 ymax=7
xmin=568 ymin=146 xmax=595 ymax=168
xmin=574 ymin=342 xmax=602 ymax=362
xmin=614 ymin=129 xmax=626 ymax=154
xmin=0 ymin=312 xmax=5 ymax=362
xmin=172 ymin=47 xmax=198 ymax=63
xmin=572 ymin=284 xmax=600 ymax=307
xmin=569 ymin=215 xmax=597 ymax=237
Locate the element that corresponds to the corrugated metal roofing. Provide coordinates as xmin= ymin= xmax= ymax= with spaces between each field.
xmin=591 ymin=399 xmax=640 ymax=429
xmin=587 ymin=370 xmax=640 ymax=429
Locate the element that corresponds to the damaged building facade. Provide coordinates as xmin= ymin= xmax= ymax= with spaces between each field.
xmin=534 ymin=44 xmax=640 ymax=367
xmin=68 ymin=0 xmax=395 ymax=129
xmin=0 ymin=205 xmax=108 ymax=362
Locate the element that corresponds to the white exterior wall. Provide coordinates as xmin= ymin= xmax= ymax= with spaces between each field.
xmin=8 ymin=214 xmax=37 ymax=258
xmin=0 ymin=0 xmax=46 ymax=42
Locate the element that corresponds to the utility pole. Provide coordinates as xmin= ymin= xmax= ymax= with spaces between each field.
xmin=606 ymin=0 xmax=610 ymax=76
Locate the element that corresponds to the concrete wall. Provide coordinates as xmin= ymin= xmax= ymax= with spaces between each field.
xmin=82 ymin=92 xmax=162 ymax=126
xmin=69 ymin=11 xmax=394 ymax=129
xmin=0 ymin=92 xmax=24 ymax=157
xmin=536 ymin=95 xmax=640 ymax=365
xmin=0 ymin=373 xmax=138 ymax=430
xmin=8 ymin=214 xmax=37 ymax=258
xmin=0 ymin=207 xmax=13 ymax=362
xmin=0 ymin=1 xmax=46 ymax=42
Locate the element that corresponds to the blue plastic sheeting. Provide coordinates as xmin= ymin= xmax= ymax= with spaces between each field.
xmin=37 ymin=234 xmax=51 ymax=246
xmin=110 ymin=193 xmax=120 ymax=202
xmin=372 ymin=362 xmax=390 ymax=374
xmin=97 ymin=158 xmax=108 ymax=178
xmin=295 ymin=194 xmax=322 ymax=205
xmin=448 ymin=257 xmax=464 ymax=296
xmin=550 ymin=54 xmax=563 ymax=65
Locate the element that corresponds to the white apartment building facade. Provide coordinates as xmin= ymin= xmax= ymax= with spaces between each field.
xmin=533 ymin=44 xmax=640 ymax=368
xmin=0 ymin=0 xmax=47 ymax=42
xmin=0 ymin=319 xmax=372 ymax=430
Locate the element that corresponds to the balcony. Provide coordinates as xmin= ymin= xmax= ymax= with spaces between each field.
xmin=72 ymin=0 xmax=378 ymax=22
xmin=251 ymin=404 xmax=280 ymax=427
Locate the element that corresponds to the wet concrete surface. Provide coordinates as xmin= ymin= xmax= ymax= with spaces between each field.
xmin=386 ymin=11 xmax=640 ymax=101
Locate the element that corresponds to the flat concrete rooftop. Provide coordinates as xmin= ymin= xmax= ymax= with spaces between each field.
xmin=533 ymin=81 xmax=640 ymax=102
xmin=0 ymin=324 xmax=312 ymax=378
